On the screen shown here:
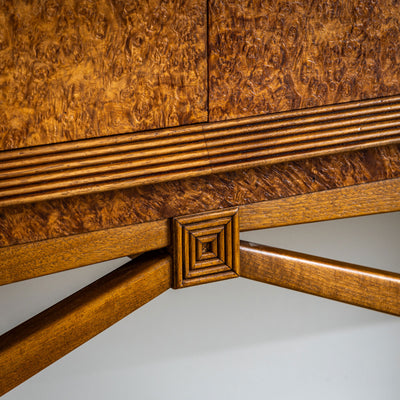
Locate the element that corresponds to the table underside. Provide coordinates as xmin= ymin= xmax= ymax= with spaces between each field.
xmin=1 ymin=1 xmax=400 ymax=394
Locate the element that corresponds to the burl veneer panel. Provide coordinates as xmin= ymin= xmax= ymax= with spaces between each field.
xmin=1 ymin=145 xmax=400 ymax=247
xmin=0 ymin=0 xmax=207 ymax=150
xmin=209 ymin=0 xmax=400 ymax=121
xmin=2 ymin=94 xmax=399 ymax=208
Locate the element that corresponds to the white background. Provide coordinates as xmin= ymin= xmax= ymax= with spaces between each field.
xmin=1 ymin=212 xmax=400 ymax=399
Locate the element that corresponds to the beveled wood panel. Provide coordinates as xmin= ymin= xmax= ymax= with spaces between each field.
xmin=0 ymin=0 xmax=207 ymax=150
xmin=209 ymin=0 xmax=400 ymax=121
xmin=1 ymin=178 xmax=400 ymax=286
xmin=1 ymin=96 xmax=400 ymax=207
xmin=173 ymin=208 xmax=239 ymax=288
xmin=240 ymin=241 xmax=400 ymax=316
xmin=0 ymin=252 xmax=172 ymax=396
xmin=1 ymin=144 xmax=399 ymax=247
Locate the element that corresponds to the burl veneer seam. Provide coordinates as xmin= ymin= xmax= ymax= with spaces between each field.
xmin=1 ymin=95 xmax=400 ymax=207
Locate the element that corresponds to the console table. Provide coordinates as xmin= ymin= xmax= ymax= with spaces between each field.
xmin=1 ymin=0 xmax=400 ymax=395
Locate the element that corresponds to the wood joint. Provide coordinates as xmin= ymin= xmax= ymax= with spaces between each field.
xmin=173 ymin=208 xmax=240 ymax=288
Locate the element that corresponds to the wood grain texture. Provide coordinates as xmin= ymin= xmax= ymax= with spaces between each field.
xmin=173 ymin=208 xmax=239 ymax=288
xmin=209 ymin=0 xmax=400 ymax=121
xmin=240 ymin=241 xmax=400 ymax=316
xmin=1 ymin=144 xmax=400 ymax=247
xmin=0 ymin=219 xmax=169 ymax=286
xmin=0 ymin=251 xmax=172 ymax=396
xmin=0 ymin=0 xmax=207 ymax=150
xmin=2 ymin=178 xmax=399 ymax=286
xmin=239 ymin=177 xmax=400 ymax=231
xmin=1 ymin=95 xmax=400 ymax=207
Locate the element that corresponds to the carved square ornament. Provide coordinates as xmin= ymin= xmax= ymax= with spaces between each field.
xmin=173 ymin=208 xmax=240 ymax=288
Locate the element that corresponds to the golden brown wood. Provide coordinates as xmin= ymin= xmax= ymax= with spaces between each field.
xmin=0 ymin=220 xmax=169 ymax=286
xmin=0 ymin=2 xmax=398 ymax=394
xmin=1 ymin=95 xmax=400 ymax=207
xmin=0 ymin=0 xmax=207 ymax=150
xmin=2 ymin=144 xmax=399 ymax=248
xmin=0 ymin=251 xmax=172 ymax=396
xmin=1 ymin=178 xmax=400 ymax=286
xmin=240 ymin=241 xmax=400 ymax=316
xmin=173 ymin=208 xmax=239 ymax=288
xmin=239 ymin=177 xmax=400 ymax=231
xmin=209 ymin=0 xmax=400 ymax=121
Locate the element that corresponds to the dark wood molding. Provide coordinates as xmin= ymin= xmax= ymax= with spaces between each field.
xmin=2 ymin=144 xmax=399 ymax=249
xmin=1 ymin=1 xmax=399 ymax=396
xmin=1 ymin=95 xmax=400 ymax=207
xmin=173 ymin=208 xmax=240 ymax=288
xmin=240 ymin=241 xmax=400 ymax=316
xmin=1 ymin=178 xmax=399 ymax=286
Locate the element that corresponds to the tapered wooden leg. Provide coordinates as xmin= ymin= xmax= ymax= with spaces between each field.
xmin=0 ymin=251 xmax=172 ymax=396
xmin=240 ymin=241 xmax=400 ymax=316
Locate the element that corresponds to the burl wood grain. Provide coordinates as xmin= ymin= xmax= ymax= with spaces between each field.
xmin=1 ymin=145 xmax=399 ymax=247
xmin=209 ymin=0 xmax=400 ymax=121
xmin=1 ymin=95 xmax=400 ymax=207
xmin=0 ymin=0 xmax=207 ymax=150
xmin=2 ymin=177 xmax=400 ymax=286
xmin=239 ymin=177 xmax=400 ymax=232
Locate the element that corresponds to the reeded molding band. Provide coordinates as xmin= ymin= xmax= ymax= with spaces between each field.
xmin=1 ymin=95 xmax=400 ymax=207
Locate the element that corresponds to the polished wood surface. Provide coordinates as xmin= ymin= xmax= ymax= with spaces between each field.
xmin=209 ymin=0 xmax=400 ymax=121
xmin=0 ymin=251 xmax=172 ymax=396
xmin=0 ymin=0 xmax=207 ymax=150
xmin=2 ymin=144 xmax=399 ymax=248
xmin=239 ymin=177 xmax=400 ymax=231
xmin=240 ymin=241 xmax=400 ymax=316
xmin=173 ymin=208 xmax=239 ymax=288
xmin=2 ymin=178 xmax=399 ymax=286
xmin=1 ymin=95 xmax=399 ymax=207
xmin=0 ymin=0 xmax=399 ymax=394
xmin=0 ymin=220 xmax=169 ymax=286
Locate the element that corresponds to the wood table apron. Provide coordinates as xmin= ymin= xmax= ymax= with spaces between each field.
xmin=1 ymin=0 xmax=400 ymax=396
